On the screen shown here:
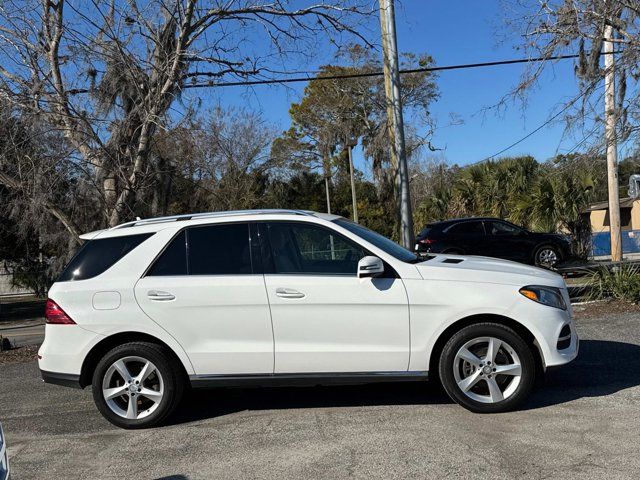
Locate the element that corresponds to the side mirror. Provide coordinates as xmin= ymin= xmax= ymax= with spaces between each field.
xmin=358 ymin=256 xmax=384 ymax=278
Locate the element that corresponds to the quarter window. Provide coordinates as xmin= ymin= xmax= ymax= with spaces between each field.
xmin=58 ymin=233 xmax=154 ymax=281
xmin=265 ymin=222 xmax=365 ymax=275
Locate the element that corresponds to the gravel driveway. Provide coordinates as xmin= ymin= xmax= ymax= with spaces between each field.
xmin=2 ymin=304 xmax=640 ymax=479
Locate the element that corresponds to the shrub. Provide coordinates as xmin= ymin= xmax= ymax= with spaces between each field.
xmin=587 ymin=264 xmax=640 ymax=304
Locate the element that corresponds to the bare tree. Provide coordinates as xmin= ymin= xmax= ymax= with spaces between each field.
xmin=503 ymin=0 xmax=640 ymax=140
xmin=0 ymin=0 xmax=371 ymax=238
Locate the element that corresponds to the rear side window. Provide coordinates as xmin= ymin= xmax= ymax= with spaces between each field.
xmin=447 ymin=221 xmax=484 ymax=235
xmin=188 ymin=224 xmax=252 ymax=275
xmin=58 ymin=233 xmax=153 ymax=281
xmin=146 ymin=224 xmax=252 ymax=276
xmin=146 ymin=231 xmax=187 ymax=276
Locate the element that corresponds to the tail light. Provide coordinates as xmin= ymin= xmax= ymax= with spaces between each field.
xmin=45 ymin=299 xmax=76 ymax=325
xmin=418 ymin=238 xmax=437 ymax=245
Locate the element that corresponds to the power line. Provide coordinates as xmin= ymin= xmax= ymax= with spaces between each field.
xmin=186 ymin=53 xmax=598 ymax=89
xmin=463 ymin=81 xmax=603 ymax=168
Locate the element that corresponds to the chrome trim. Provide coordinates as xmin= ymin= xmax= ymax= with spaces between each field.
xmin=189 ymin=371 xmax=429 ymax=388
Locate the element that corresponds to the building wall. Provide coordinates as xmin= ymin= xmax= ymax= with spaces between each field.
xmin=589 ymin=199 xmax=640 ymax=256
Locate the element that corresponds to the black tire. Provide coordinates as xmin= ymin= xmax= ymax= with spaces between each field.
xmin=438 ymin=323 xmax=536 ymax=413
xmin=534 ymin=244 xmax=561 ymax=268
xmin=92 ymin=342 xmax=184 ymax=429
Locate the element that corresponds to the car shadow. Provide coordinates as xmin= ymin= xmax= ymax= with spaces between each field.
xmin=523 ymin=339 xmax=640 ymax=410
xmin=168 ymin=339 xmax=640 ymax=425
xmin=170 ymin=380 xmax=451 ymax=425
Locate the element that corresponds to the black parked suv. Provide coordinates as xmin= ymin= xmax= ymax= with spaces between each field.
xmin=415 ymin=217 xmax=571 ymax=268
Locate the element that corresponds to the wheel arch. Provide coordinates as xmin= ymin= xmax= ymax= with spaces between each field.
xmin=427 ymin=313 xmax=544 ymax=379
xmin=79 ymin=331 xmax=190 ymax=388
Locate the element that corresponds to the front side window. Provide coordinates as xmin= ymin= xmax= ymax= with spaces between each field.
xmin=334 ymin=218 xmax=418 ymax=263
xmin=265 ymin=222 xmax=365 ymax=275
xmin=59 ymin=233 xmax=153 ymax=281
xmin=488 ymin=221 xmax=522 ymax=236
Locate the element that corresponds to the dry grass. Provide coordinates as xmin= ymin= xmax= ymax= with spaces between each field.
xmin=0 ymin=344 xmax=39 ymax=365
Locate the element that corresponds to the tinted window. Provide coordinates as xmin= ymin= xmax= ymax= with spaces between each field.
xmin=447 ymin=221 xmax=484 ymax=235
xmin=334 ymin=218 xmax=418 ymax=263
xmin=188 ymin=224 xmax=252 ymax=275
xmin=147 ymin=231 xmax=187 ymax=276
xmin=488 ymin=221 xmax=521 ymax=236
xmin=266 ymin=222 xmax=365 ymax=275
xmin=58 ymin=233 xmax=153 ymax=281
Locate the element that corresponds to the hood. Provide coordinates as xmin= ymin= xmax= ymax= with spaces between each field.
xmin=415 ymin=254 xmax=566 ymax=288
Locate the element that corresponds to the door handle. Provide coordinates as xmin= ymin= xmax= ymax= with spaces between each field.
xmin=147 ymin=290 xmax=176 ymax=301
xmin=275 ymin=287 xmax=305 ymax=299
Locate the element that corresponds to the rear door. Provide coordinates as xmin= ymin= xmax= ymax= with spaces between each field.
xmin=260 ymin=221 xmax=410 ymax=374
xmin=134 ymin=223 xmax=274 ymax=375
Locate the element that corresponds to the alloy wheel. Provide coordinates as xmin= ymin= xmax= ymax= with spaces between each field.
xmin=453 ymin=337 xmax=522 ymax=404
xmin=537 ymin=248 xmax=558 ymax=267
xmin=102 ymin=356 xmax=164 ymax=420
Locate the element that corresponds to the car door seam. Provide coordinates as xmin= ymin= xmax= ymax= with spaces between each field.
xmin=400 ymin=277 xmax=412 ymax=372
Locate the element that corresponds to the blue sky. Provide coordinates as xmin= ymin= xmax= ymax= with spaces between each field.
xmin=188 ymin=1 xmax=611 ymax=171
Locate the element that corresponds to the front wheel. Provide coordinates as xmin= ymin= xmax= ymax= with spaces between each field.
xmin=92 ymin=342 xmax=184 ymax=429
xmin=438 ymin=323 xmax=536 ymax=413
xmin=534 ymin=245 xmax=560 ymax=269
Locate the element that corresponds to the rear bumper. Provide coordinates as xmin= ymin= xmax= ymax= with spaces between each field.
xmin=38 ymin=324 xmax=104 ymax=381
xmin=40 ymin=369 xmax=82 ymax=389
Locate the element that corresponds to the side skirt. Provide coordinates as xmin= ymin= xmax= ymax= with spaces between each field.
xmin=189 ymin=371 xmax=429 ymax=389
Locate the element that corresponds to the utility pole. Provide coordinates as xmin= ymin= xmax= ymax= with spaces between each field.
xmin=379 ymin=0 xmax=414 ymax=248
xmin=322 ymin=153 xmax=331 ymax=214
xmin=604 ymin=23 xmax=622 ymax=262
xmin=346 ymin=138 xmax=359 ymax=223
xmin=324 ymin=175 xmax=331 ymax=214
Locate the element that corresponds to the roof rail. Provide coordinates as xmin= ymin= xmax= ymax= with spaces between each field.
xmin=113 ymin=209 xmax=315 ymax=229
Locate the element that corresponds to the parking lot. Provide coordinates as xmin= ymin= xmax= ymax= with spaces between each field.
xmin=2 ymin=304 xmax=640 ymax=480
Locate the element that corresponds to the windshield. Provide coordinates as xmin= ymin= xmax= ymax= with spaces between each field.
xmin=333 ymin=218 xmax=419 ymax=263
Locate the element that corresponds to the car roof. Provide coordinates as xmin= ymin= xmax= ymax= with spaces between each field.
xmin=80 ymin=209 xmax=342 ymax=240
xmin=426 ymin=217 xmax=502 ymax=228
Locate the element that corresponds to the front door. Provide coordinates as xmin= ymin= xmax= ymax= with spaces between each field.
xmin=484 ymin=220 xmax=529 ymax=262
xmin=135 ymin=223 xmax=274 ymax=375
xmin=259 ymin=221 xmax=410 ymax=374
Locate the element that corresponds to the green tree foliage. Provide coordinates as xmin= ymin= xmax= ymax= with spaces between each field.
xmin=412 ymin=155 xmax=606 ymax=258
xmin=271 ymin=44 xmax=438 ymax=229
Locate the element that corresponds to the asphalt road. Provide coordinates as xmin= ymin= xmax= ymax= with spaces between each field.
xmin=2 ymin=309 xmax=640 ymax=480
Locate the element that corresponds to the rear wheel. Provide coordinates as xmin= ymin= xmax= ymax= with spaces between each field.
xmin=92 ymin=342 xmax=184 ymax=429
xmin=438 ymin=323 xmax=536 ymax=413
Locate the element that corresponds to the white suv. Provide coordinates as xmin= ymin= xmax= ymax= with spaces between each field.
xmin=38 ymin=210 xmax=578 ymax=428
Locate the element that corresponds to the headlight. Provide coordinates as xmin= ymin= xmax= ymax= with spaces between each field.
xmin=519 ymin=285 xmax=567 ymax=310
